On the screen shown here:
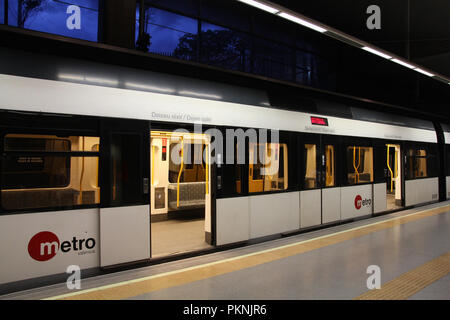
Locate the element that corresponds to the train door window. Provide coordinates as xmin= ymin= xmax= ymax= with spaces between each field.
xmin=447 ymin=145 xmax=450 ymax=176
xmin=325 ymin=145 xmax=335 ymax=187
xmin=1 ymin=134 xmax=100 ymax=211
xmin=249 ymin=142 xmax=264 ymax=193
xmin=110 ymin=134 xmax=142 ymax=205
xmin=249 ymin=142 xmax=288 ymax=193
xmin=346 ymin=146 xmax=373 ymax=185
xmin=235 ymin=141 xmax=242 ymax=194
xmin=304 ymin=144 xmax=317 ymax=189
xmin=406 ymin=148 xmax=427 ymax=179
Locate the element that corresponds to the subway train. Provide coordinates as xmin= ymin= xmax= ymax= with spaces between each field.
xmin=0 ymin=46 xmax=449 ymax=289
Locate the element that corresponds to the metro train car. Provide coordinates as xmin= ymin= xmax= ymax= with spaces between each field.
xmin=0 ymin=47 xmax=448 ymax=289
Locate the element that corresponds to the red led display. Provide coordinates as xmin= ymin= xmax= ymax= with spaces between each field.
xmin=310 ymin=116 xmax=328 ymax=126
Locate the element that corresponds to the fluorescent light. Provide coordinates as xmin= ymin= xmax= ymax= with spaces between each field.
xmin=362 ymin=46 xmax=392 ymax=59
xmin=58 ymin=73 xmax=119 ymax=86
xmin=391 ymin=58 xmax=415 ymax=69
xmin=278 ymin=12 xmax=327 ymax=33
xmin=125 ymin=82 xmax=175 ymax=93
xmin=58 ymin=73 xmax=84 ymax=81
xmin=414 ymin=68 xmax=434 ymax=77
xmin=237 ymin=0 xmax=280 ymax=14
xmin=179 ymin=91 xmax=222 ymax=100
xmin=85 ymin=76 xmax=119 ymax=86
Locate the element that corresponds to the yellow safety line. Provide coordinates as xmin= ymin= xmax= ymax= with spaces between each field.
xmin=355 ymin=251 xmax=450 ymax=300
xmin=42 ymin=204 xmax=450 ymax=300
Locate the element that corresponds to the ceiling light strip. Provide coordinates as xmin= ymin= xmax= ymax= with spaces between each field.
xmin=362 ymin=46 xmax=392 ymax=59
xmin=413 ymin=68 xmax=434 ymax=77
xmin=277 ymin=12 xmax=327 ymax=33
xmin=237 ymin=0 xmax=280 ymax=14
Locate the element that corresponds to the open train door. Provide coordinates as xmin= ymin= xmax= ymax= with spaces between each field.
xmin=99 ymin=119 xmax=151 ymax=267
xmin=385 ymin=143 xmax=403 ymax=210
xmin=150 ymin=130 xmax=212 ymax=258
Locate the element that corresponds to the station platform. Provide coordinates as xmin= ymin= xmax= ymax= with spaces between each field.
xmin=2 ymin=201 xmax=450 ymax=300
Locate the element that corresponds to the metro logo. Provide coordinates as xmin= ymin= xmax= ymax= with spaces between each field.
xmin=354 ymin=195 xmax=372 ymax=210
xmin=27 ymin=231 xmax=96 ymax=262
xmin=28 ymin=231 xmax=60 ymax=262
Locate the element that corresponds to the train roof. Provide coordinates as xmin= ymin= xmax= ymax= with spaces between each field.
xmin=0 ymin=46 xmax=437 ymax=143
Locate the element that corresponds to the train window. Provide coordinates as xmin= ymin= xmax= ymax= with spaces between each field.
xmin=325 ymin=145 xmax=335 ymax=187
xmin=1 ymin=134 xmax=100 ymax=211
xmin=304 ymin=144 xmax=317 ymax=189
xmin=249 ymin=142 xmax=288 ymax=193
xmin=447 ymin=146 xmax=450 ymax=177
xmin=406 ymin=149 xmax=428 ymax=179
xmin=346 ymin=146 xmax=373 ymax=185
xmin=169 ymin=142 xmax=206 ymax=183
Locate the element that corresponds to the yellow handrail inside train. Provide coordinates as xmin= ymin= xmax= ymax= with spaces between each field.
xmin=177 ymin=137 xmax=184 ymax=208
xmin=79 ymin=137 xmax=85 ymax=205
xmin=353 ymin=147 xmax=361 ymax=184
xmin=387 ymin=146 xmax=394 ymax=192
xmin=395 ymin=148 xmax=398 ymax=178
xmin=326 ymin=146 xmax=334 ymax=186
xmin=205 ymin=143 xmax=209 ymax=195
xmin=151 ymin=144 xmax=155 ymax=186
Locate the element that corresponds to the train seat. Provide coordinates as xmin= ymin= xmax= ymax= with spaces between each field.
xmin=168 ymin=182 xmax=206 ymax=210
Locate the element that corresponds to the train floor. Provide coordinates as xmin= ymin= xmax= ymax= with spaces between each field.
xmin=386 ymin=193 xmax=403 ymax=211
xmin=151 ymin=217 xmax=212 ymax=258
xmin=2 ymin=201 xmax=450 ymax=300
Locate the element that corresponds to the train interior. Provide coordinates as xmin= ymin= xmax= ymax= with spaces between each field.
xmin=1 ymin=134 xmax=100 ymax=211
xmin=248 ymin=142 xmax=289 ymax=193
xmin=150 ymin=131 xmax=212 ymax=257
xmin=386 ymin=144 xmax=403 ymax=210
xmin=347 ymin=146 xmax=374 ymax=185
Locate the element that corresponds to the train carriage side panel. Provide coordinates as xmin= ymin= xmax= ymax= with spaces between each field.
xmin=444 ymin=128 xmax=450 ymax=199
xmin=0 ymin=209 xmax=99 ymax=285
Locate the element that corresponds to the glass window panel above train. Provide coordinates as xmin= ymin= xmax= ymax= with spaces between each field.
xmin=3 ymin=0 xmax=99 ymax=42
